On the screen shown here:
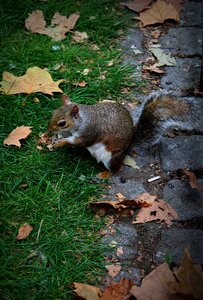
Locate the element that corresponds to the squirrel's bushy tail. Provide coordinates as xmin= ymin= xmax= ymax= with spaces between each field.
xmin=133 ymin=91 xmax=193 ymax=146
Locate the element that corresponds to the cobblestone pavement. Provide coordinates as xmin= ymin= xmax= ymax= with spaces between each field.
xmin=101 ymin=0 xmax=203 ymax=285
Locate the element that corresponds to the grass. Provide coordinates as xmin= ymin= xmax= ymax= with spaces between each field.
xmin=0 ymin=0 xmax=137 ymax=299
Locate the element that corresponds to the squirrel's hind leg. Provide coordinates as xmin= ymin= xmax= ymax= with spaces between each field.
xmin=109 ymin=151 xmax=125 ymax=173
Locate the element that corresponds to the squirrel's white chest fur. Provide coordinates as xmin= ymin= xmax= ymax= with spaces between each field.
xmin=87 ymin=143 xmax=112 ymax=169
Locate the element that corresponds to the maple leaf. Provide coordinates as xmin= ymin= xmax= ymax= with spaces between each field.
xmin=120 ymin=0 xmax=153 ymax=12
xmin=130 ymin=263 xmax=177 ymax=300
xmin=25 ymin=10 xmax=80 ymax=41
xmin=167 ymin=248 xmax=203 ymax=299
xmin=100 ymin=278 xmax=134 ymax=300
xmin=137 ymin=0 xmax=180 ymax=27
xmin=25 ymin=10 xmax=46 ymax=34
xmin=0 ymin=66 xmax=64 ymax=95
xmin=16 ymin=223 xmax=33 ymax=240
xmin=150 ymin=48 xmax=176 ymax=67
xmin=4 ymin=126 xmax=32 ymax=147
xmin=133 ymin=199 xmax=178 ymax=226
xmin=73 ymin=282 xmax=102 ymax=300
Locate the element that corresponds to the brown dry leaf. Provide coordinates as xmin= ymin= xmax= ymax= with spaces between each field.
xmin=167 ymin=248 xmax=203 ymax=299
xmin=144 ymin=64 xmax=165 ymax=74
xmin=133 ymin=199 xmax=178 ymax=226
xmin=73 ymin=282 xmax=102 ymax=300
xmin=165 ymin=0 xmax=184 ymax=14
xmin=25 ymin=10 xmax=46 ymax=33
xmin=96 ymin=170 xmax=111 ymax=179
xmin=100 ymin=278 xmax=134 ymax=300
xmin=91 ymin=193 xmax=156 ymax=212
xmin=71 ymin=31 xmax=88 ymax=43
xmin=25 ymin=10 xmax=80 ymax=41
xmin=120 ymin=0 xmax=153 ymax=12
xmin=130 ymin=263 xmax=178 ymax=300
xmin=137 ymin=0 xmax=180 ymax=27
xmin=115 ymin=193 xmax=125 ymax=200
xmin=0 ymin=66 xmax=64 ymax=95
xmin=151 ymin=29 xmax=161 ymax=38
xmin=4 ymin=126 xmax=32 ymax=148
xmin=183 ymin=169 xmax=201 ymax=191
xmin=16 ymin=223 xmax=33 ymax=240
xmin=106 ymin=264 xmax=121 ymax=278
xmin=73 ymin=80 xmax=87 ymax=87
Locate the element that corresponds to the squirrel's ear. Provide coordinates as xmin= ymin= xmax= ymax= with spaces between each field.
xmin=61 ymin=94 xmax=71 ymax=106
xmin=70 ymin=105 xmax=79 ymax=119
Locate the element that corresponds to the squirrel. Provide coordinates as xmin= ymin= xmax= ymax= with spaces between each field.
xmin=48 ymin=92 xmax=194 ymax=172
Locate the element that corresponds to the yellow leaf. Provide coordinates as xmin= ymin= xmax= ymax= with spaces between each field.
xmin=0 ymin=66 xmax=64 ymax=95
xmin=4 ymin=126 xmax=32 ymax=147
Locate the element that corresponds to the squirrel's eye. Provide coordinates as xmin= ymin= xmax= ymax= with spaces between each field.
xmin=57 ymin=120 xmax=67 ymax=127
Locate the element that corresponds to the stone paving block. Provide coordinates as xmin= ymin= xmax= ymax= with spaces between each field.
xmin=108 ymin=177 xmax=146 ymax=199
xmin=155 ymin=228 xmax=203 ymax=264
xmin=160 ymin=27 xmax=202 ymax=56
xmin=180 ymin=1 xmax=202 ymax=26
xmin=102 ymin=223 xmax=138 ymax=247
xmin=162 ymin=179 xmax=203 ymax=220
xmin=160 ymin=135 xmax=203 ymax=171
xmin=119 ymin=28 xmax=145 ymax=55
xmin=160 ymin=57 xmax=201 ymax=91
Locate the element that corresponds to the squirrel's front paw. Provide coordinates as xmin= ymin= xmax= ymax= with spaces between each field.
xmin=52 ymin=139 xmax=70 ymax=149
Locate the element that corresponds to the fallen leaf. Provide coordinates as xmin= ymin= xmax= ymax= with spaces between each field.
xmin=4 ymin=126 xmax=32 ymax=147
xmin=25 ymin=10 xmax=46 ymax=34
xmin=96 ymin=170 xmax=111 ymax=179
xmin=120 ymin=0 xmax=153 ymax=12
xmin=73 ymin=80 xmax=88 ymax=87
xmin=90 ymin=44 xmax=100 ymax=51
xmin=106 ymin=264 xmax=121 ymax=278
xmin=16 ymin=223 xmax=33 ymax=240
xmin=183 ymin=169 xmax=201 ymax=191
xmin=167 ymin=248 xmax=203 ymax=299
xmin=115 ymin=193 xmax=125 ymax=200
xmin=130 ymin=263 xmax=177 ymax=300
xmin=73 ymin=282 xmax=102 ymax=300
xmin=0 ymin=66 xmax=64 ymax=95
xmin=144 ymin=64 xmax=165 ymax=74
xmin=71 ymin=31 xmax=88 ymax=43
xmin=151 ymin=29 xmax=161 ymax=38
xmin=133 ymin=199 xmax=178 ymax=226
xmin=100 ymin=278 xmax=134 ymax=300
xmin=133 ymin=49 xmax=142 ymax=55
xmin=82 ymin=68 xmax=92 ymax=76
xmin=107 ymin=60 xmax=114 ymax=67
xmin=90 ymin=193 xmax=156 ymax=211
xmin=165 ymin=0 xmax=184 ymax=14
xmin=137 ymin=0 xmax=180 ymax=27
xmin=25 ymin=10 xmax=80 ymax=41
xmin=123 ymin=155 xmax=140 ymax=169
xmin=149 ymin=48 xmax=176 ymax=67
xmin=116 ymin=246 xmax=124 ymax=256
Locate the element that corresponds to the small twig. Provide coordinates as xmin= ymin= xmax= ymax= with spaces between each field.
xmin=36 ymin=219 xmax=44 ymax=243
